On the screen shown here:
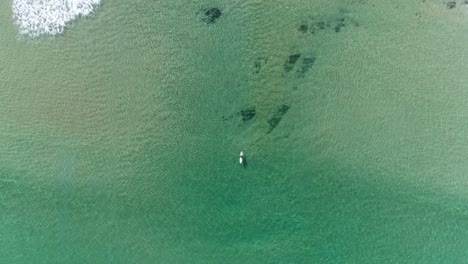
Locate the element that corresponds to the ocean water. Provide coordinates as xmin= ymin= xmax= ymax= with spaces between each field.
xmin=2 ymin=0 xmax=468 ymax=263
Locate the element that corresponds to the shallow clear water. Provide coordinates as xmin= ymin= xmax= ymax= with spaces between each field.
xmin=2 ymin=0 xmax=468 ymax=263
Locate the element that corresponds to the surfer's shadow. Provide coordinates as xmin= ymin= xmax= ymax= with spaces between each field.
xmin=242 ymin=156 xmax=248 ymax=168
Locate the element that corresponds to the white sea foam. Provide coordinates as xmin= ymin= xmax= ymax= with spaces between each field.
xmin=12 ymin=0 xmax=100 ymax=37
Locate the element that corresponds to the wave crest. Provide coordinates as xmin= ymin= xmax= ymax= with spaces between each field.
xmin=12 ymin=0 xmax=101 ymax=37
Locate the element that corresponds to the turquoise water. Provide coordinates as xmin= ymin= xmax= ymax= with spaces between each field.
xmin=3 ymin=0 xmax=468 ymax=262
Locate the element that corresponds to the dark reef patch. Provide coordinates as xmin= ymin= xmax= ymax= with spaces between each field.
xmin=201 ymin=7 xmax=222 ymax=23
xmin=446 ymin=1 xmax=456 ymax=9
xmin=334 ymin=18 xmax=346 ymax=33
xmin=287 ymin=54 xmax=301 ymax=64
xmin=299 ymin=11 xmax=358 ymax=35
xmin=222 ymin=107 xmax=256 ymax=123
xmin=316 ymin=21 xmax=328 ymax=30
xmin=311 ymin=20 xmax=329 ymax=34
xmin=284 ymin=53 xmax=301 ymax=72
xmin=267 ymin=104 xmax=290 ymax=133
xmin=278 ymin=104 xmax=290 ymax=115
xmin=221 ymin=115 xmax=234 ymax=121
xmin=254 ymin=57 xmax=268 ymax=74
xmin=298 ymin=24 xmax=308 ymax=33
xmin=240 ymin=108 xmax=256 ymax=121
xmin=268 ymin=117 xmax=282 ymax=131
xmin=297 ymin=56 xmax=316 ymax=77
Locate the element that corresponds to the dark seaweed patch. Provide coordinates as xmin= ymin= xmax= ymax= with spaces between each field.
xmin=254 ymin=57 xmax=268 ymax=74
xmin=304 ymin=12 xmax=358 ymax=34
xmin=298 ymin=24 xmax=308 ymax=33
xmin=316 ymin=21 xmax=327 ymax=30
xmin=202 ymin=7 xmax=222 ymax=23
xmin=446 ymin=1 xmax=456 ymax=9
xmin=278 ymin=104 xmax=290 ymax=115
xmin=334 ymin=18 xmax=346 ymax=32
xmin=309 ymin=20 xmax=329 ymax=34
xmin=267 ymin=117 xmax=282 ymax=131
xmin=267 ymin=104 xmax=290 ymax=133
xmin=297 ymin=56 xmax=316 ymax=77
xmin=284 ymin=53 xmax=301 ymax=72
xmin=288 ymin=54 xmax=301 ymax=64
xmin=222 ymin=115 xmax=234 ymax=121
xmin=240 ymin=108 xmax=256 ymax=121
xmin=334 ymin=24 xmax=343 ymax=32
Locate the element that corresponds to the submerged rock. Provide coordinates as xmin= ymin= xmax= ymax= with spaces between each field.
xmin=304 ymin=13 xmax=358 ymax=35
xmin=298 ymin=24 xmax=308 ymax=33
xmin=202 ymin=7 xmax=222 ymax=23
xmin=288 ymin=54 xmax=301 ymax=64
xmin=334 ymin=18 xmax=346 ymax=32
xmin=253 ymin=57 xmax=268 ymax=74
xmin=240 ymin=108 xmax=256 ymax=121
xmin=284 ymin=53 xmax=301 ymax=72
xmin=267 ymin=117 xmax=282 ymax=131
xmin=267 ymin=104 xmax=290 ymax=133
xmin=316 ymin=21 xmax=327 ymax=30
xmin=303 ymin=57 xmax=316 ymax=66
xmin=309 ymin=21 xmax=330 ymax=34
xmin=446 ymin=1 xmax=456 ymax=9
xmin=278 ymin=104 xmax=290 ymax=115
xmin=297 ymin=56 xmax=316 ymax=77
xmin=221 ymin=115 xmax=233 ymax=121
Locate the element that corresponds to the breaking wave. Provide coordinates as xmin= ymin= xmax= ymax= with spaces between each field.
xmin=12 ymin=0 xmax=101 ymax=37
